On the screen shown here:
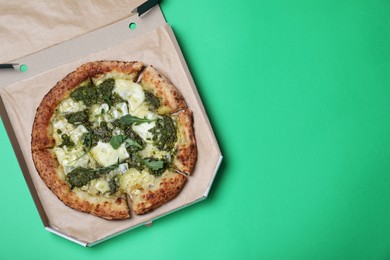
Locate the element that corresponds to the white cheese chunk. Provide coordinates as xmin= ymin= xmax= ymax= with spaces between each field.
xmin=119 ymin=168 xmax=157 ymax=195
xmin=110 ymin=163 xmax=129 ymax=175
xmin=139 ymin=143 xmax=170 ymax=161
xmin=89 ymin=102 xmax=129 ymax=124
xmin=69 ymin=125 xmax=88 ymax=145
xmin=95 ymin=179 xmax=110 ymax=193
xmin=53 ymin=146 xmax=91 ymax=171
xmin=113 ymin=80 xmax=145 ymax=112
xmin=52 ymin=118 xmax=74 ymax=136
xmin=58 ymin=97 xmax=86 ymax=114
xmin=131 ymin=103 xmax=152 ymax=118
xmin=90 ymin=103 xmax=110 ymax=116
xmin=132 ymin=122 xmax=155 ymax=142
xmin=90 ymin=141 xmax=129 ymax=167
xmin=132 ymin=112 xmax=158 ymax=142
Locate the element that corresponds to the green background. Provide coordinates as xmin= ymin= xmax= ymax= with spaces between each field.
xmin=2 ymin=0 xmax=390 ymax=259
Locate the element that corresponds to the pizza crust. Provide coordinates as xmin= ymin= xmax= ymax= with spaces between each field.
xmin=131 ymin=170 xmax=187 ymax=215
xmin=31 ymin=60 xmax=197 ymax=220
xmin=172 ymin=109 xmax=197 ymax=174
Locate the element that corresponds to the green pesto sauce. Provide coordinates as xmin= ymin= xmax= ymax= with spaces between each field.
xmin=66 ymin=163 xmax=120 ymax=191
xmin=108 ymin=175 xmax=120 ymax=194
xmin=65 ymin=111 xmax=88 ymax=124
xmin=66 ymin=167 xmax=98 ymax=188
xmin=144 ymin=91 xmax=160 ymax=111
xmin=58 ymin=134 xmax=74 ymax=148
xmin=70 ymin=81 xmax=97 ymax=107
xmin=91 ymin=121 xmax=112 ymax=146
xmin=69 ymin=78 xmax=122 ymax=108
xmin=150 ymin=115 xmax=177 ymax=151
xmin=96 ymin=78 xmax=115 ymax=106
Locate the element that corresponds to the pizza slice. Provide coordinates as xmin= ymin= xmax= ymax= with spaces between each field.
xmin=32 ymin=149 xmax=130 ymax=219
xmin=140 ymin=65 xmax=187 ymax=115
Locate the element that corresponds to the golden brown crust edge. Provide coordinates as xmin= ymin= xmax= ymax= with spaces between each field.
xmin=172 ymin=109 xmax=197 ymax=174
xmin=132 ymin=171 xmax=187 ymax=215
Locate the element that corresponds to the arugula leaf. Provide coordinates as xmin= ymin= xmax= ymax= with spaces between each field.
xmin=142 ymin=158 xmax=165 ymax=170
xmin=120 ymin=114 xmax=155 ymax=125
xmin=110 ymin=134 xmax=126 ymax=149
xmin=110 ymin=134 xmax=142 ymax=150
xmin=124 ymin=138 xmax=142 ymax=149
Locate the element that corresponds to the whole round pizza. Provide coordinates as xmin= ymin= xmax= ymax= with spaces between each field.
xmin=31 ymin=61 xmax=197 ymax=220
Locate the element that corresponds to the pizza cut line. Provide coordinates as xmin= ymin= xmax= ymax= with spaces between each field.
xmin=31 ymin=61 xmax=197 ymax=220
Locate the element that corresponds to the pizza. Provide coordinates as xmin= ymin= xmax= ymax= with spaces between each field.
xmin=31 ymin=61 xmax=197 ymax=220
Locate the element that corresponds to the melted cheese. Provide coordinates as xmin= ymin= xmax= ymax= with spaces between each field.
xmin=139 ymin=143 xmax=170 ymax=161
xmin=52 ymin=118 xmax=75 ymax=144
xmin=53 ymin=146 xmax=93 ymax=173
xmin=94 ymin=179 xmax=110 ymax=193
xmin=69 ymin=125 xmax=88 ymax=145
xmin=113 ymin=80 xmax=145 ymax=112
xmin=119 ymin=168 xmax=157 ymax=196
xmin=132 ymin=112 xmax=158 ymax=142
xmin=89 ymin=102 xmax=129 ymax=124
xmin=132 ymin=122 xmax=155 ymax=142
xmin=89 ymin=141 xmax=129 ymax=167
xmin=58 ymin=97 xmax=86 ymax=114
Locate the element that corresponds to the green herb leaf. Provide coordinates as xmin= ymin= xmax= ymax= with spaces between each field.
xmin=142 ymin=158 xmax=165 ymax=170
xmin=124 ymin=138 xmax=142 ymax=149
xmin=110 ymin=134 xmax=143 ymax=150
xmin=120 ymin=114 xmax=155 ymax=125
xmin=110 ymin=134 xmax=126 ymax=149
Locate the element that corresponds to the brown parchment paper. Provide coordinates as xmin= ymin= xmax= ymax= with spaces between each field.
xmin=0 ymin=23 xmax=221 ymax=245
xmin=0 ymin=0 xmax=145 ymax=63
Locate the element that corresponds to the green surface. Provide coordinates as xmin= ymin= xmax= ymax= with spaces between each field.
xmin=2 ymin=0 xmax=390 ymax=259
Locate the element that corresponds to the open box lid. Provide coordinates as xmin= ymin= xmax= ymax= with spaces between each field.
xmin=0 ymin=1 xmax=222 ymax=246
xmin=0 ymin=0 xmax=162 ymax=88
xmin=0 ymin=0 xmax=150 ymax=65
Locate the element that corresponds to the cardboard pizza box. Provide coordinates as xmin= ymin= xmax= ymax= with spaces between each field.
xmin=0 ymin=1 xmax=222 ymax=246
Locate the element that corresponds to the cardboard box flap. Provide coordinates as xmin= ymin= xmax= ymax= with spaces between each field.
xmin=0 ymin=0 xmax=152 ymax=64
xmin=0 ymin=3 xmax=165 ymax=90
